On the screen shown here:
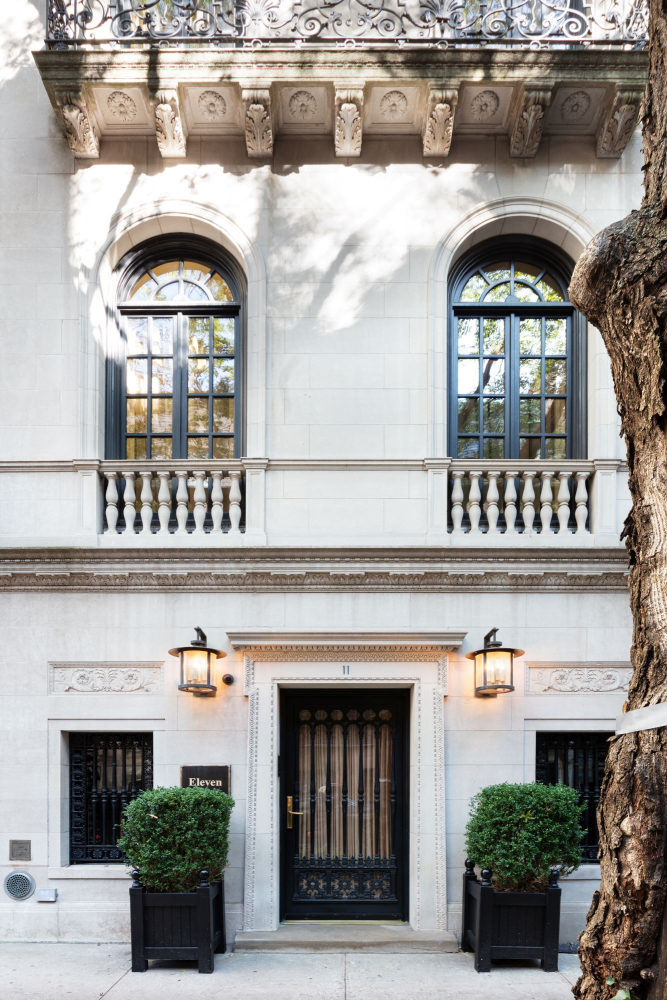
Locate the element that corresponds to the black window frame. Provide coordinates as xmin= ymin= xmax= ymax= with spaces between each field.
xmin=448 ymin=236 xmax=587 ymax=461
xmin=535 ymin=730 xmax=611 ymax=863
xmin=106 ymin=234 xmax=246 ymax=461
xmin=69 ymin=731 xmax=154 ymax=864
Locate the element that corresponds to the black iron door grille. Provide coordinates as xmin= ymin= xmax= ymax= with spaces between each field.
xmin=535 ymin=730 xmax=610 ymax=862
xmin=281 ymin=689 xmax=408 ymax=920
xmin=70 ymin=732 xmax=153 ymax=863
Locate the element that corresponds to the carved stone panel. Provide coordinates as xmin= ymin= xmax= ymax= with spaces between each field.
xmin=49 ymin=662 xmax=164 ymax=694
xmin=153 ymin=90 xmax=187 ymax=158
xmin=423 ymin=88 xmax=458 ymax=157
xmin=510 ymin=88 xmax=552 ymax=158
xmin=55 ymin=93 xmax=99 ymax=158
xmin=243 ymin=89 xmax=274 ymax=158
xmin=334 ymin=89 xmax=363 ymax=157
xmin=526 ymin=662 xmax=632 ymax=694
xmin=596 ymin=88 xmax=643 ymax=158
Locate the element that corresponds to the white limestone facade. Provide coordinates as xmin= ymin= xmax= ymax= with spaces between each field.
xmin=0 ymin=0 xmax=645 ymax=952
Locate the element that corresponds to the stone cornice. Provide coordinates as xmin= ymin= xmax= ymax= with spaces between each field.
xmin=0 ymin=546 xmax=629 ymax=592
xmin=228 ymin=630 xmax=465 ymax=651
xmin=33 ymin=49 xmax=648 ymax=89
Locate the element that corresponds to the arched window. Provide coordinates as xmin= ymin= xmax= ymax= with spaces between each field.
xmin=448 ymin=238 xmax=585 ymax=460
xmin=107 ymin=236 xmax=244 ymax=460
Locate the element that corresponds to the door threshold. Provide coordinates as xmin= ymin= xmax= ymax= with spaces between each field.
xmin=283 ymin=920 xmax=407 ymax=925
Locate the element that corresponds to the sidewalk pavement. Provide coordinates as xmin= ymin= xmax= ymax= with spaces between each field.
xmin=0 ymin=943 xmax=579 ymax=1000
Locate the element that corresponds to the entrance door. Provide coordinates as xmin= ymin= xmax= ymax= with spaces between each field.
xmin=280 ymin=688 xmax=408 ymax=920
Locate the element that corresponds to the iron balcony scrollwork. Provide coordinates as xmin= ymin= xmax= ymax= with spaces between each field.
xmin=47 ymin=0 xmax=648 ymax=47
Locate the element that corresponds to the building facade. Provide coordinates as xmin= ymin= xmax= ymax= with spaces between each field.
xmin=0 ymin=0 xmax=646 ymax=950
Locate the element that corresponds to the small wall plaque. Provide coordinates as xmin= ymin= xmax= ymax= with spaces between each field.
xmin=180 ymin=766 xmax=231 ymax=794
xmin=9 ymin=841 xmax=31 ymax=862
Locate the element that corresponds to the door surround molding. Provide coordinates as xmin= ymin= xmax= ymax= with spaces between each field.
xmin=231 ymin=631 xmax=463 ymax=935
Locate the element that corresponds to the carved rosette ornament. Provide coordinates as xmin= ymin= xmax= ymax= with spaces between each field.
xmin=55 ymin=93 xmax=99 ymax=158
xmin=510 ymin=88 xmax=552 ymax=158
xmin=334 ymin=89 xmax=363 ymax=157
xmin=423 ymin=88 xmax=458 ymax=158
xmin=242 ymin=89 xmax=273 ymax=158
xmin=596 ymin=87 xmax=643 ymax=158
xmin=153 ymin=90 xmax=186 ymax=158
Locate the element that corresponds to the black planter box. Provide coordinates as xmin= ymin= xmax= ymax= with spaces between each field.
xmin=130 ymin=871 xmax=226 ymax=973
xmin=461 ymin=862 xmax=561 ymax=973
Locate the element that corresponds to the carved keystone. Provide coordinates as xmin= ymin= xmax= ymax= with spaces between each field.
xmin=243 ymin=89 xmax=273 ymax=158
xmin=510 ymin=88 xmax=552 ymax=159
xmin=55 ymin=93 xmax=99 ymax=158
xmin=334 ymin=89 xmax=363 ymax=158
xmin=596 ymin=87 xmax=643 ymax=159
xmin=423 ymin=87 xmax=458 ymax=158
xmin=153 ymin=90 xmax=186 ymax=158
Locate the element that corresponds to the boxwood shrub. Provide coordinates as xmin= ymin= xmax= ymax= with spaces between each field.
xmin=118 ymin=786 xmax=234 ymax=892
xmin=465 ymin=782 xmax=584 ymax=892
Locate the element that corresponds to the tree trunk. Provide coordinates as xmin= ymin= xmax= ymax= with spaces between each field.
xmin=568 ymin=4 xmax=667 ymax=996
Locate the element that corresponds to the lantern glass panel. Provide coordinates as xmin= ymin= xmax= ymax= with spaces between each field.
xmin=182 ymin=648 xmax=210 ymax=686
xmin=484 ymin=649 xmax=513 ymax=687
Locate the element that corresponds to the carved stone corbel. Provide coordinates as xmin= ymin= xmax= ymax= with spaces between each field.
xmin=55 ymin=92 xmax=99 ymax=158
xmin=423 ymin=87 xmax=458 ymax=158
xmin=334 ymin=89 xmax=363 ymax=158
xmin=510 ymin=88 xmax=552 ymax=159
xmin=153 ymin=90 xmax=187 ymax=158
xmin=243 ymin=89 xmax=273 ymax=158
xmin=596 ymin=88 xmax=643 ymax=159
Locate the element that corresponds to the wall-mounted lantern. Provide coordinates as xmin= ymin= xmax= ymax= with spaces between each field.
xmin=169 ymin=627 xmax=234 ymax=697
xmin=465 ymin=628 xmax=523 ymax=697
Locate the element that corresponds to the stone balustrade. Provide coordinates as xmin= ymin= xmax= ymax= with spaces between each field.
xmin=448 ymin=460 xmax=595 ymax=538
xmin=100 ymin=461 xmax=245 ymax=541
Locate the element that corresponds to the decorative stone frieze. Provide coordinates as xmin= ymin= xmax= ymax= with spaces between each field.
xmin=49 ymin=662 xmax=163 ymax=694
xmin=510 ymin=88 xmax=552 ymax=158
xmin=423 ymin=87 xmax=458 ymax=157
xmin=526 ymin=662 xmax=632 ymax=694
xmin=596 ymin=87 xmax=643 ymax=158
xmin=55 ymin=93 xmax=99 ymax=158
xmin=243 ymin=89 xmax=273 ymax=158
xmin=153 ymin=90 xmax=186 ymax=158
xmin=334 ymin=89 xmax=363 ymax=157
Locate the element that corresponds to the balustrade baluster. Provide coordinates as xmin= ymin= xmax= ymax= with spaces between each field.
xmin=540 ymin=471 xmax=554 ymax=533
xmin=157 ymin=471 xmax=171 ymax=534
xmin=193 ymin=471 xmax=208 ymax=534
xmin=229 ymin=470 xmax=242 ymax=535
xmin=123 ymin=472 xmax=136 ymax=534
xmin=210 ymin=472 xmax=224 ymax=534
xmin=557 ymin=472 xmax=571 ymax=533
xmin=521 ymin=471 xmax=536 ymax=533
xmin=105 ymin=473 xmax=119 ymax=533
xmin=450 ymin=471 xmax=465 ymax=532
xmin=175 ymin=471 xmax=189 ymax=534
xmin=504 ymin=472 xmax=517 ymax=535
xmin=467 ymin=471 xmax=482 ymax=535
xmin=575 ymin=472 xmax=589 ymax=533
xmin=486 ymin=471 xmax=500 ymax=533
xmin=139 ymin=472 xmax=154 ymax=534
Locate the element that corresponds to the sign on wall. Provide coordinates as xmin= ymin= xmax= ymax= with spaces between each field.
xmin=180 ymin=765 xmax=231 ymax=794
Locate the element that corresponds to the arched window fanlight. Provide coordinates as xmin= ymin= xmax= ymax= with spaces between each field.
xmin=108 ymin=238 xmax=244 ymax=461
xmin=449 ymin=239 xmax=585 ymax=461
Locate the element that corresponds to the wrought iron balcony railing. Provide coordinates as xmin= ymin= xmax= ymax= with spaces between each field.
xmin=47 ymin=0 xmax=648 ymax=49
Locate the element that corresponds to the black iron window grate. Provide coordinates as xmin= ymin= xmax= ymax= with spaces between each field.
xmin=70 ymin=732 xmax=153 ymax=864
xmin=536 ymin=731 xmax=610 ymax=863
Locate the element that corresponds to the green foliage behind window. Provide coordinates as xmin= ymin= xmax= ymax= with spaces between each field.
xmin=118 ymin=786 xmax=234 ymax=892
xmin=465 ymin=782 xmax=584 ymax=892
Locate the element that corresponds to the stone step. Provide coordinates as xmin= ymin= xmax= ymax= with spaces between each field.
xmin=234 ymin=924 xmax=459 ymax=953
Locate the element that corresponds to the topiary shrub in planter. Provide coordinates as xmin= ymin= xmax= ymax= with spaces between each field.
xmin=118 ymin=786 xmax=234 ymax=973
xmin=462 ymin=782 xmax=584 ymax=973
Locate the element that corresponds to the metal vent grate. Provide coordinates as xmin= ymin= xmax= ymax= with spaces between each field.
xmin=4 ymin=871 xmax=35 ymax=900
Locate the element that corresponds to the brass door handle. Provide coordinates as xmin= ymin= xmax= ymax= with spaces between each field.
xmin=286 ymin=795 xmax=304 ymax=829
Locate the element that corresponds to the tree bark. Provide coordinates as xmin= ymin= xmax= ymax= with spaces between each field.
xmin=569 ymin=4 xmax=667 ymax=996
